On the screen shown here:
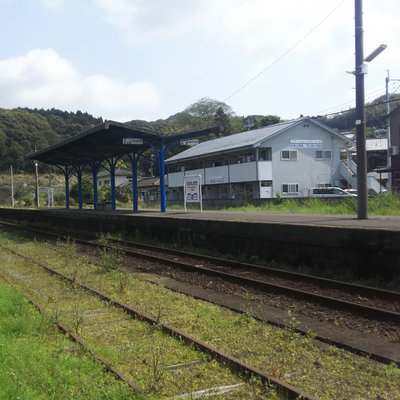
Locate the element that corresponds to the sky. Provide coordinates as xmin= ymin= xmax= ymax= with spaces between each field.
xmin=0 ymin=0 xmax=399 ymax=123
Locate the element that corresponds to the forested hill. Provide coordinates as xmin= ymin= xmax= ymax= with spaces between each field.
xmin=0 ymin=100 xmax=282 ymax=173
xmin=1 ymin=94 xmax=398 ymax=173
xmin=0 ymin=108 xmax=103 ymax=171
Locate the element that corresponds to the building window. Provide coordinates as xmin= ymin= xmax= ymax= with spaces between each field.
xmin=258 ymin=148 xmax=272 ymax=161
xmin=281 ymin=150 xmax=298 ymax=160
xmin=261 ymin=180 xmax=272 ymax=187
xmin=316 ymin=150 xmax=332 ymax=159
xmin=282 ymin=183 xmax=298 ymax=194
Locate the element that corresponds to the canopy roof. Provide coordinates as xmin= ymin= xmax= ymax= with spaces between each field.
xmin=29 ymin=120 xmax=218 ymax=166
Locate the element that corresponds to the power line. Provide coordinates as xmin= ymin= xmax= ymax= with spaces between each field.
xmin=314 ymin=96 xmax=400 ymax=121
xmin=223 ymin=0 xmax=347 ymax=102
xmin=313 ymin=83 xmax=399 ymax=118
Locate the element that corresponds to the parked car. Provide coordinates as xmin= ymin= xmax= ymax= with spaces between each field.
xmin=308 ymin=187 xmax=357 ymax=197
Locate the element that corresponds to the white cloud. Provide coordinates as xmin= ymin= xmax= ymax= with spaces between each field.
xmin=93 ymin=0 xmax=208 ymax=43
xmin=38 ymin=0 xmax=64 ymax=12
xmin=0 ymin=49 xmax=160 ymax=121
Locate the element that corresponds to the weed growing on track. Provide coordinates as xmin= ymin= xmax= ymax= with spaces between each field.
xmin=98 ymin=233 xmax=123 ymax=272
xmin=0 ymin=281 xmax=143 ymax=400
xmin=2 ymin=231 xmax=400 ymax=400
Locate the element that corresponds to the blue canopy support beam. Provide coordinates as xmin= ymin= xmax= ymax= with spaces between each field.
xmin=65 ymin=172 xmax=70 ymax=209
xmin=132 ymin=161 xmax=138 ymax=211
xmin=159 ymin=140 xmax=167 ymax=213
xmin=90 ymin=161 xmax=102 ymax=209
xmin=128 ymin=149 xmax=148 ymax=212
xmin=54 ymin=164 xmax=72 ymax=209
xmin=74 ymin=165 xmax=86 ymax=210
xmin=104 ymin=158 xmax=119 ymax=210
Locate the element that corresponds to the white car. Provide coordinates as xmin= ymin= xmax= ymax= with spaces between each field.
xmin=308 ymin=187 xmax=357 ymax=197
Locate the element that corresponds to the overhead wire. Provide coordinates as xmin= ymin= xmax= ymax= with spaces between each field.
xmin=313 ymin=82 xmax=399 ymax=118
xmin=223 ymin=0 xmax=348 ymax=102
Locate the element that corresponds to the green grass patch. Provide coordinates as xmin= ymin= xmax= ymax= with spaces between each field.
xmin=225 ymin=193 xmax=400 ymax=216
xmin=0 ymin=248 xmax=269 ymax=399
xmin=0 ymin=280 xmax=142 ymax=400
xmin=167 ymin=192 xmax=400 ymax=216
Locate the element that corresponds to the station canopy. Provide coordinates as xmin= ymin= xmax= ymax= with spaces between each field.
xmin=29 ymin=120 xmax=219 ymax=166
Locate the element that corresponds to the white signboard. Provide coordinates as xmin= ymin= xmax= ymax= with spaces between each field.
xmin=180 ymin=139 xmax=199 ymax=146
xmin=290 ymin=139 xmax=322 ymax=149
xmin=122 ymin=138 xmax=144 ymax=145
xmin=183 ymin=175 xmax=202 ymax=212
xmin=209 ymin=176 xmax=225 ymax=184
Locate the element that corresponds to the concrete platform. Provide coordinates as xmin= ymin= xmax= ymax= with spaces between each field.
xmin=0 ymin=208 xmax=399 ymax=279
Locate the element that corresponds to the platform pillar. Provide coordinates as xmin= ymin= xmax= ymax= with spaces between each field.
xmin=132 ymin=159 xmax=138 ymax=211
xmin=110 ymin=163 xmax=116 ymax=210
xmin=64 ymin=172 xmax=70 ymax=209
xmin=77 ymin=168 xmax=83 ymax=209
xmin=159 ymin=141 xmax=166 ymax=213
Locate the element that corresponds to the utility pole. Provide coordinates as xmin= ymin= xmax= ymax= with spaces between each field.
xmin=354 ymin=0 xmax=386 ymax=219
xmin=355 ymin=0 xmax=368 ymax=219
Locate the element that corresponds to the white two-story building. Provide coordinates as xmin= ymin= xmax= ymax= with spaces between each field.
xmin=166 ymin=117 xmax=354 ymax=200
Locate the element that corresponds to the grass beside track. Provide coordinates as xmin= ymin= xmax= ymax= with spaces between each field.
xmin=224 ymin=193 xmax=400 ymax=216
xmin=0 ymin=281 xmax=142 ymax=400
xmin=1 ymin=230 xmax=399 ymax=400
xmin=167 ymin=193 xmax=400 ymax=216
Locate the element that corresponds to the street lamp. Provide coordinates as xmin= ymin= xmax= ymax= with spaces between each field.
xmin=354 ymin=0 xmax=386 ymax=219
xmin=385 ymin=71 xmax=400 ymax=190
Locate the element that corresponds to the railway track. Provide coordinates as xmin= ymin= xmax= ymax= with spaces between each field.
xmin=1 ymin=218 xmax=399 ymax=367
xmin=107 ymin=239 xmax=400 ymax=322
xmin=0 ymin=242 xmax=317 ymax=400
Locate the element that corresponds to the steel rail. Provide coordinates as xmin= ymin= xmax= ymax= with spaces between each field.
xmin=0 ymin=273 xmax=143 ymax=394
xmin=1 ymin=245 xmax=319 ymax=400
xmin=1 ymin=218 xmax=398 ymax=302
xmin=1 ymin=219 xmax=399 ymax=366
xmin=116 ymin=239 xmax=400 ymax=302
xmin=89 ymin=240 xmax=400 ymax=324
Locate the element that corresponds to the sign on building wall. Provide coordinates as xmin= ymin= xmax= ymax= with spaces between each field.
xmin=183 ymin=175 xmax=202 ymax=212
xmin=290 ymin=139 xmax=322 ymax=149
xmin=209 ymin=176 xmax=225 ymax=184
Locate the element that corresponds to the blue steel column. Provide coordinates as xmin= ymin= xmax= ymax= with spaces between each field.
xmin=131 ymin=158 xmax=138 ymax=211
xmin=77 ymin=168 xmax=83 ymax=209
xmin=64 ymin=170 xmax=70 ymax=209
xmin=92 ymin=167 xmax=98 ymax=209
xmin=159 ymin=140 xmax=167 ymax=212
xmin=110 ymin=162 xmax=116 ymax=210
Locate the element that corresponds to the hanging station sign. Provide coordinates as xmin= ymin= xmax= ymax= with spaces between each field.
xmin=122 ymin=138 xmax=144 ymax=145
xmin=180 ymin=139 xmax=199 ymax=146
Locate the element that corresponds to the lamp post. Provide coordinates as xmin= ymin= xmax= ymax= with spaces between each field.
xmin=354 ymin=0 xmax=386 ymax=219
xmin=385 ymin=71 xmax=400 ymax=190
xmin=34 ymin=160 xmax=39 ymax=208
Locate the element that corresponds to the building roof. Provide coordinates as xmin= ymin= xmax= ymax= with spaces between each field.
xmin=165 ymin=116 xmax=349 ymax=163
